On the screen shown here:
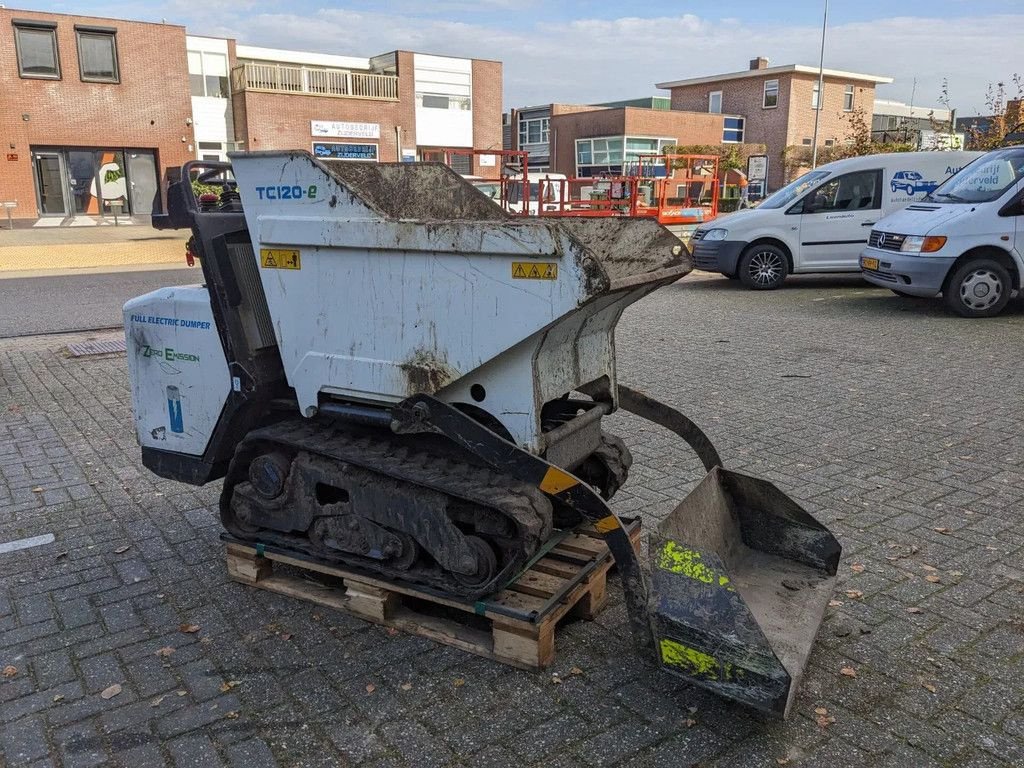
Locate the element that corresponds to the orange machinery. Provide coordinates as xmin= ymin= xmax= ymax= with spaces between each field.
xmin=536 ymin=176 xmax=637 ymax=217
xmin=630 ymin=154 xmax=720 ymax=226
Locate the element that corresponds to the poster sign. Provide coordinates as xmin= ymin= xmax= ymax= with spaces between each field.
xmin=478 ymin=154 xmax=496 ymax=167
xmin=312 ymin=142 xmax=378 ymax=161
xmin=746 ymin=154 xmax=769 ymax=182
xmin=311 ymin=121 xmax=380 ymax=139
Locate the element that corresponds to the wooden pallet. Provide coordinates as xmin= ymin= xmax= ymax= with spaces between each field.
xmin=224 ymin=520 xmax=641 ymax=670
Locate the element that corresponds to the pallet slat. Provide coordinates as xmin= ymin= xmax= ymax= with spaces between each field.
xmin=224 ymin=520 xmax=640 ymax=670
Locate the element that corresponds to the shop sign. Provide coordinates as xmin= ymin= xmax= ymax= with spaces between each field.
xmin=311 ymin=121 xmax=380 ymax=139
xmin=312 ymin=142 xmax=378 ymax=161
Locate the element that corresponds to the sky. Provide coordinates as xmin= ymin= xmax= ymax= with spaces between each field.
xmin=24 ymin=0 xmax=1024 ymax=115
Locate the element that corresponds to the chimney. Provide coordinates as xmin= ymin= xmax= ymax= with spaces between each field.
xmin=750 ymin=57 xmax=769 ymax=71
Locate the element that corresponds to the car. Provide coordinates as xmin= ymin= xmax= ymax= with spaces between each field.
xmin=861 ymin=145 xmax=1024 ymax=318
xmin=890 ymin=170 xmax=939 ymax=195
xmin=691 ymin=151 xmax=981 ymax=289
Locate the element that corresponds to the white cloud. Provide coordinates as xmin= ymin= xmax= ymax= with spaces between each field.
xmin=175 ymin=6 xmax=1023 ymax=114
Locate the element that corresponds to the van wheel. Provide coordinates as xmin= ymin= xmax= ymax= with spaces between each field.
xmin=739 ymin=245 xmax=788 ymax=290
xmin=943 ymin=258 xmax=1012 ymax=318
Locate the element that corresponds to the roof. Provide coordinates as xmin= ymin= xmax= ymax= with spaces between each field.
xmin=874 ymin=99 xmax=951 ymax=121
xmin=236 ymin=45 xmax=370 ymax=70
xmin=656 ymin=64 xmax=893 ymax=89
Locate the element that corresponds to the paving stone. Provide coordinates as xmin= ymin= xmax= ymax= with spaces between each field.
xmin=4 ymin=280 xmax=1024 ymax=766
xmin=225 ymin=738 xmax=278 ymax=767
xmin=167 ymin=733 xmax=225 ymax=767
xmin=0 ymin=714 xmax=51 ymax=763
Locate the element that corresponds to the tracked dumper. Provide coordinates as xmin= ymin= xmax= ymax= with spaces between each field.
xmin=124 ymin=151 xmax=840 ymax=717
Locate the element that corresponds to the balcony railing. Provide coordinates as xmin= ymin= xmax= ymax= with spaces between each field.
xmin=231 ymin=62 xmax=399 ymax=101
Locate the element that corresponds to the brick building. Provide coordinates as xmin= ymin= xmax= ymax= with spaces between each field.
xmin=227 ymin=47 xmax=503 ymax=178
xmin=0 ymin=8 xmax=194 ymax=223
xmin=548 ymin=105 xmax=731 ymax=177
xmin=508 ymin=102 xmax=742 ymax=177
xmin=0 ymin=8 xmax=504 ymax=224
xmin=658 ymin=57 xmax=892 ymax=188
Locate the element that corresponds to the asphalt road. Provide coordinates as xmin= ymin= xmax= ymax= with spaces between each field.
xmin=0 ymin=267 xmax=196 ymax=338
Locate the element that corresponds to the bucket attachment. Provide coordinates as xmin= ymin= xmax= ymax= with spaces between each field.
xmin=647 ymin=466 xmax=841 ymax=717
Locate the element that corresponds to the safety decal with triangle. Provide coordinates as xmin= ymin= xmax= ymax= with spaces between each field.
xmin=511 ymin=261 xmax=558 ymax=280
xmin=260 ymin=248 xmax=301 ymax=270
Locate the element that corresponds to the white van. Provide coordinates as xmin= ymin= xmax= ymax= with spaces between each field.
xmin=861 ymin=145 xmax=1024 ymax=317
xmin=691 ymin=151 xmax=981 ymax=289
xmin=505 ymin=172 xmax=568 ymax=215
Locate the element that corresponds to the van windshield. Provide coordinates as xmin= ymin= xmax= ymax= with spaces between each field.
xmin=507 ymin=181 xmax=558 ymax=204
xmin=757 ymin=170 xmax=831 ymax=209
xmin=929 ymin=147 xmax=1024 ymax=203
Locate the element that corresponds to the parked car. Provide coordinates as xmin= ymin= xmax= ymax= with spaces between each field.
xmin=890 ymin=170 xmax=939 ymax=195
xmin=860 ymin=145 xmax=1024 ymax=317
xmin=691 ymin=151 xmax=981 ymax=289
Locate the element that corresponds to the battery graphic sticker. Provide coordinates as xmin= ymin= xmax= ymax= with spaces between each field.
xmin=166 ymin=386 xmax=184 ymax=433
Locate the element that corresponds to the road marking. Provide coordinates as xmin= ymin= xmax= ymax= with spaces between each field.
xmin=0 ymin=533 xmax=55 ymax=554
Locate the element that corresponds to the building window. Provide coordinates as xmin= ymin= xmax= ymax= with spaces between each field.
xmin=824 ymin=139 xmax=835 ymax=147
xmin=575 ymin=136 xmax=623 ymax=175
xmin=708 ymin=90 xmax=722 ymax=114
xmin=722 ymin=116 xmax=744 ymax=143
xmin=518 ymin=117 xmax=549 ymax=146
xmin=419 ymin=93 xmax=471 ymax=110
xmin=843 ymin=84 xmax=855 ymax=111
xmin=763 ymin=79 xmax=779 ymax=108
xmin=811 ymin=82 xmax=821 ymax=110
xmin=188 ymin=51 xmax=229 ymax=98
xmin=575 ymin=136 xmax=674 ymax=176
xmin=76 ymin=28 xmax=118 ymax=83
xmin=802 ymin=138 xmax=812 ymax=145
xmin=14 ymin=22 xmax=60 ymax=79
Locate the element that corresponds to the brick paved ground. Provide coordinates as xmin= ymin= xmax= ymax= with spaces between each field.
xmin=1 ymin=274 xmax=1022 ymax=767
xmin=0 ymin=226 xmax=188 ymax=274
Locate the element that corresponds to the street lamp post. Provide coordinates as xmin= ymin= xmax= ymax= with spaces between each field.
xmin=811 ymin=0 xmax=829 ymax=168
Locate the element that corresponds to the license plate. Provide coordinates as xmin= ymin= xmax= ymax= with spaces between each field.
xmin=862 ymin=257 xmax=879 ymax=270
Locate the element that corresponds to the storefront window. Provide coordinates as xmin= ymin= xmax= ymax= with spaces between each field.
xmin=576 ymin=136 xmax=675 ymax=176
xmin=31 ymin=147 xmax=158 ymax=218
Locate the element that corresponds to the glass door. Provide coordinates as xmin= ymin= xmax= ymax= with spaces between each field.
xmin=127 ymin=150 xmax=158 ymax=215
xmin=33 ymin=152 xmax=69 ymax=216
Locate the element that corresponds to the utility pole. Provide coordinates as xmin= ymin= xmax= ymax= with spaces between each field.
xmin=810 ymin=0 xmax=829 ymax=168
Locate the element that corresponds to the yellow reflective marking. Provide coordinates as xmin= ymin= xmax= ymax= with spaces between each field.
xmin=261 ymin=248 xmax=301 ymax=270
xmin=656 ymin=540 xmax=733 ymax=591
xmin=659 ymin=638 xmax=742 ymax=681
xmin=511 ymin=261 xmax=557 ymax=280
xmin=593 ymin=514 xmax=621 ymax=533
xmin=539 ymin=466 xmax=578 ymax=495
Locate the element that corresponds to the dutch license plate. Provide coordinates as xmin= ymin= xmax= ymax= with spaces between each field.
xmin=861 ymin=257 xmax=879 ymax=271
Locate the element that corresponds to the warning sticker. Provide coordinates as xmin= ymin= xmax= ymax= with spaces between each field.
xmin=260 ymin=248 xmax=301 ymax=270
xmin=511 ymin=261 xmax=558 ymax=280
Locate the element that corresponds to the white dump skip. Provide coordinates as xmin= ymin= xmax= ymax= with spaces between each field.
xmin=229 ymin=150 xmax=689 ymax=450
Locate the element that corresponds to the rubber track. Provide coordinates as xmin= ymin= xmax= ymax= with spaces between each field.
xmin=220 ymin=418 xmax=554 ymax=598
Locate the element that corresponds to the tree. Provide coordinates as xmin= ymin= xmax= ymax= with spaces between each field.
xmin=959 ymin=74 xmax=1023 ymax=149
xmin=781 ymin=106 xmax=915 ymax=180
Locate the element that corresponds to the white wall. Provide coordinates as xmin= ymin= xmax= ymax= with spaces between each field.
xmin=186 ymin=36 xmax=234 ymax=155
xmin=236 ymin=45 xmax=369 ymax=70
xmin=414 ymin=53 xmax=473 ymax=147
